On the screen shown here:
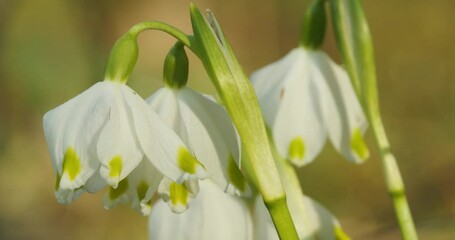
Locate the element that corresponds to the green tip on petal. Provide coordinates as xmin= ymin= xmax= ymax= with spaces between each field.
xmin=350 ymin=128 xmax=369 ymax=161
xmin=109 ymin=178 xmax=129 ymax=200
xmin=109 ymin=155 xmax=123 ymax=178
xmin=169 ymin=182 xmax=189 ymax=206
xmin=137 ymin=181 xmax=148 ymax=200
xmin=288 ymin=137 xmax=306 ymax=162
xmin=334 ymin=226 xmax=351 ymax=240
xmin=227 ymin=154 xmax=247 ymax=193
xmin=55 ymin=173 xmax=62 ymax=191
xmin=62 ymin=147 xmax=82 ymax=181
xmin=177 ymin=146 xmax=205 ymax=174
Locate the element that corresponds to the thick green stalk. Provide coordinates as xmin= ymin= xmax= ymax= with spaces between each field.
xmin=189 ymin=4 xmax=298 ymax=239
xmin=330 ymin=0 xmax=418 ymax=238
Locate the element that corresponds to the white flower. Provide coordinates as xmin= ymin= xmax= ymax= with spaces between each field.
xmin=146 ymin=86 xmax=246 ymax=201
xmin=254 ymin=195 xmax=349 ymax=240
xmin=149 ymin=179 xmax=253 ymax=240
xmin=43 ymin=81 xmax=206 ymax=205
xmin=251 ymin=47 xmax=369 ymax=166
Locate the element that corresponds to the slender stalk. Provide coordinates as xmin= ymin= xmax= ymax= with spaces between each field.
xmin=330 ymin=0 xmax=418 ymax=238
xmin=369 ymin=112 xmax=418 ymax=240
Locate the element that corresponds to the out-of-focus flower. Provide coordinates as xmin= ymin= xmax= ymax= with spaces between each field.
xmin=147 ymin=86 xmax=247 ymax=212
xmin=149 ymin=179 xmax=253 ymax=240
xmin=43 ymin=81 xmax=206 ymax=207
xmin=251 ymin=47 xmax=369 ymax=166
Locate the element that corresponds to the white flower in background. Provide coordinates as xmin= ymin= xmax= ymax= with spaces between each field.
xmin=254 ymin=195 xmax=349 ymax=240
xmin=149 ymin=179 xmax=253 ymax=240
xmin=146 ymin=86 xmax=246 ymax=212
xmin=251 ymin=47 xmax=369 ymax=166
xmin=43 ymin=81 xmax=207 ymax=205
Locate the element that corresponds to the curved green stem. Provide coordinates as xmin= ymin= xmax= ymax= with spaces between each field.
xmin=128 ymin=21 xmax=197 ymax=53
xmin=104 ymin=21 xmax=196 ymax=82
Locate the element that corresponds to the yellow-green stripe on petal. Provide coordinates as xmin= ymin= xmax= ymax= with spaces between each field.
xmin=62 ymin=147 xmax=81 ymax=181
xmin=227 ymin=154 xmax=247 ymax=192
xmin=350 ymin=128 xmax=369 ymax=161
xmin=177 ymin=146 xmax=205 ymax=174
xmin=334 ymin=226 xmax=351 ymax=240
xmin=109 ymin=178 xmax=129 ymax=200
xmin=55 ymin=173 xmax=62 ymax=191
xmin=109 ymin=155 xmax=123 ymax=178
xmin=169 ymin=182 xmax=189 ymax=206
xmin=288 ymin=137 xmax=305 ymax=161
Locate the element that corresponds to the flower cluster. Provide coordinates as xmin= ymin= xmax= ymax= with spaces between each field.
xmin=42 ymin=1 xmax=381 ymax=239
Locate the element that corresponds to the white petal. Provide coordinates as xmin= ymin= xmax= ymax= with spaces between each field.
xmin=44 ymin=82 xmax=110 ymax=190
xmin=103 ymin=159 xmax=162 ymax=215
xmin=254 ymin=195 xmax=347 ymax=240
xmin=83 ymin=170 xmax=106 ymax=193
xmin=149 ymin=180 xmax=253 ymax=240
xmin=157 ymin=177 xmax=199 ymax=213
xmin=55 ymin=187 xmax=85 ymax=205
xmin=251 ymin=48 xmax=304 ymax=127
xmin=178 ymin=88 xmax=245 ymax=195
xmin=125 ymin=86 xmax=207 ymax=183
xmin=271 ymin=49 xmax=327 ymax=166
xmin=97 ymin=83 xmax=142 ymax=187
xmin=312 ymin=52 xmax=369 ymax=163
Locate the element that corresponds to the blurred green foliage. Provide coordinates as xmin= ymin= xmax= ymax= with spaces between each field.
xmin=0 ymin=0 xmax=454 ymax=239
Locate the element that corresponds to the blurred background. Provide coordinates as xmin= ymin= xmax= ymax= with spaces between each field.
xmin=0 ymin=0 xmax=454 ymax=239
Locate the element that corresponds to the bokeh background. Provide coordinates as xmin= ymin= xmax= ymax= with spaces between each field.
xmin=0 ymin=0 xmax=454 ymax=239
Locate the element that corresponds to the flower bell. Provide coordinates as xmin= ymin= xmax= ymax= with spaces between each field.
xmin=43 ymin=30 xmax=206 ymax=206
xmin=251 ymin=0 xmax=369 ymax=166
xmin=146 ymin=42 xmax=247 ymax=212
xmin=149 ymin=179 xmax=253 ymax=240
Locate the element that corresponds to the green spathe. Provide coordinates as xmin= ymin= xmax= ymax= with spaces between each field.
xmin=189 ymin=4 xmax=298 ymax=239
xmin=62 ymin=147 xmax=81 ymax=181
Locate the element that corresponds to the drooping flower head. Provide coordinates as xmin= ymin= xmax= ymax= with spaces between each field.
xmin=251 ymin=48 xmax=369 ymax=166
xmin=251 ymin=0 xmax=369 ymax=166
xmin=43 ymin=30 xmax=206 ymax=211
xmin=149 ymin=179 xmax=253 ymax=240
xmin=145 ymin=41 xmax=247 ymax=212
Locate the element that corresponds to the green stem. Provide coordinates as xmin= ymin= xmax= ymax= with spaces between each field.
xmin=329 ymin=0 xmax=418 ymax=238
xmin=188 ymin=5 xmax=299 ymax=239
xmin=370 ymin=113 xmax=418 ymax=240
xmin=128 ymin=21 xmax=198 ymax=54
xmin=266 ymin=197 xmax=300 ymax=240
